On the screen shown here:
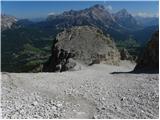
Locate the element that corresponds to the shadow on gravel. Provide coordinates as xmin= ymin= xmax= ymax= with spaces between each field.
xmin=111 ymin=70 xmax=159 ymax=74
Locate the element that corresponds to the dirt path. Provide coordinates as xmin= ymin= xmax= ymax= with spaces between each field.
xmin=1 ymin=63 xmax=159 ymax=119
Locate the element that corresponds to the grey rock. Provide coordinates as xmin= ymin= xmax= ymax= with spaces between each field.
xmin=120 ymin=48 xmax=133 ymax=61
xmin=43 ymin=26 xmax=120 ymax=72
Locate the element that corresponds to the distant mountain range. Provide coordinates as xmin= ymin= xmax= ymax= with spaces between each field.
xmin=2 ymin=4 xmax=158 ymax=41
xmin=1 ymin=4 xmax=159 ymax=72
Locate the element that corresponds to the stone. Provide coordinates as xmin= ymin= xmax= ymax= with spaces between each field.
xmin=32 ymin=101 xmax=38 ymax=106
xmin=120 ymin=48 xmax=133 ymax=61
xmin=52 ymin=106 xmax=57 ymax=111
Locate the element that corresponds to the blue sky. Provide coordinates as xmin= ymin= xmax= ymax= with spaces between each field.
xmin=1 ymin=1 xmax=159 ymax=19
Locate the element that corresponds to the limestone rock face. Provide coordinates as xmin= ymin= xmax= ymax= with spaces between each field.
xmin=43 ymin=26 xmax=120 ymax=72
xmin=134 ymin=31 xmax=159 ymax=72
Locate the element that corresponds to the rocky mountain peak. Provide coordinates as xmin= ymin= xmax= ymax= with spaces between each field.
xmin=1 ymin=14 xmax=17 ymax=31
xmin=90 ymin=4 xmax=105 ymax=10
xmin=117 ymin=8 xmax=129 ymax=16
xmin=114 ymin=8 xmax=139 ymax=29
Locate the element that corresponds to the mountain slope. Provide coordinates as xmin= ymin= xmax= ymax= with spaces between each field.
xmin=113 ymin=9 xmax=141 ymax=30
xmin=2 ymin=64 xmax=158 ymax=118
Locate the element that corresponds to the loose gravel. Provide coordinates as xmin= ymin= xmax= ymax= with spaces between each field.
xmin=1 ymin=63 xmax=159 ymax=119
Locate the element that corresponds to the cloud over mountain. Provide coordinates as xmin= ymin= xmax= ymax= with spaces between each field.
xmin=133 ymin=12 xmax=159 ymax=18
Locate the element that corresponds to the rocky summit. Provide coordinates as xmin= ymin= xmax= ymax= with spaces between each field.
xmin=43 ymin=26 xmax=120 ymax=72
xmin=134 ymin=31 xmax=159 ymax=72
xmin=1 ymin=14 xmax=17 ymax=31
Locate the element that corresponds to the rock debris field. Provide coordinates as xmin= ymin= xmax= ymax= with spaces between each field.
xmin=1 ymin=62 xmax=159 ymax=119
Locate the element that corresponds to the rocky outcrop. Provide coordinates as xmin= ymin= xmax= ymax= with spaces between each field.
xmin=43 ymin=26 xmax=120 ymax=72
xmin=134 ymin=31 xmax=159 ymax=72
xmin=120 ymin=48 xmax=133 ymax=61
xmin=43 ymin=44 xmax=75 ymax=72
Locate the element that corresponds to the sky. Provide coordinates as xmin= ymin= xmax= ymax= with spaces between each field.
xmin=1 ymin=1 xmax=159 ymax=19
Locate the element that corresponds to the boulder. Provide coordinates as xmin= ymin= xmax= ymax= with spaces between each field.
xmin=43 ymin=26 xmax=120 ymax=72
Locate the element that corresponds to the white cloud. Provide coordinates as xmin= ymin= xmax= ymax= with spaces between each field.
xmin=48 ymin=12 xmax=56 ymax=16
xmin=133 ymin=12 xmax=158 ymax=18
xmin=105 ymin=5 xmax=112 ymax=11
